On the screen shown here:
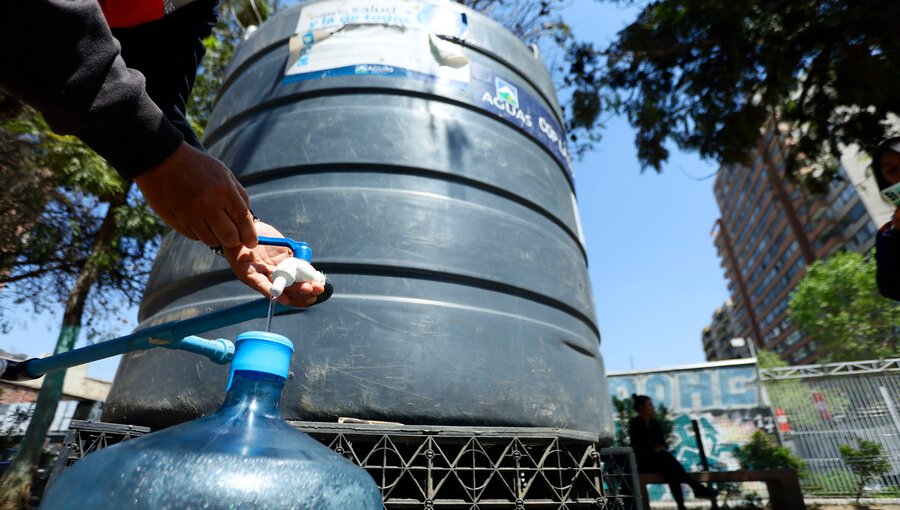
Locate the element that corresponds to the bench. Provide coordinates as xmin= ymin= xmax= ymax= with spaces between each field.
xmin=639 ymin=469 xmax=805 ymax=510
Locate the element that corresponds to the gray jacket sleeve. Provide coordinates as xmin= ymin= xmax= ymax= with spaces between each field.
xmin=0 ymin=0 xmax=184 ymax=179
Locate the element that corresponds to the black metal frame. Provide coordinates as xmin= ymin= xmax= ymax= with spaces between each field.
xmin=46 ymin=420 xmax=150 ymax=488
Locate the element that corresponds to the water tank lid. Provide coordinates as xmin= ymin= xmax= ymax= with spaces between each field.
xmin=229 ymin=331 xmax=294 ymax=385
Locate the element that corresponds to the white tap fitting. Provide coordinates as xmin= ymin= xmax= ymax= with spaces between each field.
xmin=270 ymin=258 xmax=326 ymax=298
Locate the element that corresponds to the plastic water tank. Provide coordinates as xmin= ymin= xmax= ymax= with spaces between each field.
xmin=103 ymin=0 xmax=613 ymax=440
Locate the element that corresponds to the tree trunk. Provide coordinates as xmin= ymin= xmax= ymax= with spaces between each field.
xmin=0 ymin=191 xmax=127 ymax=510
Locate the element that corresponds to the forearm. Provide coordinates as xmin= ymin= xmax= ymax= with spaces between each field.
xmin=0 ymin=0 xmax=183 ymax=179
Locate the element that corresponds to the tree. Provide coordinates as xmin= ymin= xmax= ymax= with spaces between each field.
xmin=734 ymin=430 xmax=803 ymax=472
xmin=457 ymin=1 xmax=607 ymax=154
xmin=0 ymin=103 xmax=165 ymax=509
xmin=188 ymin=0 xmax=282 ymax=137
xmin=0 ymin=93 xmax=54 ymax=281
xmin=654 ymin=403 xmax=674 ymax=447
xmin=594 ymin=0 xmax=900 ymax=188
xmin=788 ymin=251 xmax=900 ymax=361
xmin=839 ymin=438 xmax=891 ymax=503
xmin=612 ymin=396 xmax=633 ymax=446
xmin=0 ymin=107 xmax=163 ymax=335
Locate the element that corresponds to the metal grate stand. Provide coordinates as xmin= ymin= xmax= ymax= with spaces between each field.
xmin=296 ymin=422 xmax=633 ymax=509
xmin=45 ymin=420 xmax=150 ymax=489
xmin=597 ymin=447 xmax=643 ymax=510
xmin=45 ymin=421 xmax=639 ymax=509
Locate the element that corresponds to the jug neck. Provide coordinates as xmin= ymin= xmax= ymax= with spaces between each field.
xmin=221 ymin=370 xmax=285 ymax=419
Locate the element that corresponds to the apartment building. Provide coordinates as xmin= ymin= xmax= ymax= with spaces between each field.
xmin=710 ymin=128 xmax=889 ymax=364
xmin=702 ymin=299 xmax=747 ymax=361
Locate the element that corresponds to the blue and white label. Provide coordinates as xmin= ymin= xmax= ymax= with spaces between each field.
xmin=471 ymin=63 xmax=573 ymax=178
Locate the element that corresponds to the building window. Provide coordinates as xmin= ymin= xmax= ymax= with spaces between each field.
xmin=843 ymin=201 xmax=867 ymax=226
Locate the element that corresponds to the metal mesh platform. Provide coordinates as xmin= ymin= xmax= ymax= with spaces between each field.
xmin=46 ymin=420 xmax=150 ymax=488
xmin=47 ymin=420 xmax=640 ymax=509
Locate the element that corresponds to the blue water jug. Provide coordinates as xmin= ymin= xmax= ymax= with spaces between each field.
xmin=41 ymin=332 xmax=383 ymax=509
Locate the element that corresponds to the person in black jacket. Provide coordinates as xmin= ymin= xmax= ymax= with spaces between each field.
xmin=872 ymin=137 xmax=900 ymax=301
xmin=0 ymin=0 xmax=323 ymax=307
xmin=628 ymin=394 xmax=716 ymax=510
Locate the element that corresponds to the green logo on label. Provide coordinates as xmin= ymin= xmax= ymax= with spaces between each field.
xmin=494 ymin=77 xmax=519 ymax=108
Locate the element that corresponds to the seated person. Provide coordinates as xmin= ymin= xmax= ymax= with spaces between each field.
xmin=628 ymin=394 xmax=717 ymax=509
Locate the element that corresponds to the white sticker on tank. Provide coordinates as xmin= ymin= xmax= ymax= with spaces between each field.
xmin=285 ymin=24 xmax=469 ymax=87
xmin=294 ymin=0 xmax=468 ymax=37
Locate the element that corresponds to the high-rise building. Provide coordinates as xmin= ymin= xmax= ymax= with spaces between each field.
xmin=701 ymin=299 xmax=745 ymax=361
xmin=710 ymin=127 xmax=892 ymax=364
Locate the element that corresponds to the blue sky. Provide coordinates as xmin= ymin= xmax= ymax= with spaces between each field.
xmin=0 ymin=0 xmax=730 ymax=380
xmin=566 ymin=1 xmax=729 ymax=373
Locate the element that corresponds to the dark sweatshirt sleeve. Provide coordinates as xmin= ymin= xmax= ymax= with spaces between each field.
xmin=0 ymin=0 xmax=184 ymax=179
xmin=875 ymin=224 xmax=900 ymax=301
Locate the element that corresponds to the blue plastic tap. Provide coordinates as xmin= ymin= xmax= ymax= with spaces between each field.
xmin=257 ymin=235 xmax=312 ymax=261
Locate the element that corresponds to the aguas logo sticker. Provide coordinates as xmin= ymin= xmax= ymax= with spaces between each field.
xmin=480 ymin=76 xmax=532 ymax=127
xmin=494 ymin=77 xmax=519 ymax=108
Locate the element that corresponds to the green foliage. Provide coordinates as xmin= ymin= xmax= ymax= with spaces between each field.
xmin=755 ymin=349 xmax=786 ymax=369
xmin=788 ymin=251 xmax=900 ymax=361
xmin=611 ymin=396 xmax=633 ymax=446
xmin=610 ymin=396 xmax=674 ymax=447
xmin=654 ymin=403 xmax=674 ymax=447
xmin=457 ymin=1 xmax=606 ymax=155
xmin=0 ymin=101 xmax=164 ymax=509
xmin=595 ymin=0 xmax=900 ymax=186
xmin=0 ymin=102 xmax=165 ymax=338
xmin=839 ymin=438 xmax=891 ymax=503
xmin=734 ymin=430 xmax=803 ymax=472
xmin=188 ymin=30 xmax=235 ymax=138
xmin=0 ymin=95 xmax=57 ymax=278
xmin=188 ymin=0 xmax=280 ymax=137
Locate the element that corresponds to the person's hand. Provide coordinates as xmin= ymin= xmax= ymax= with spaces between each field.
xmin=222 ymin=221 xmax=325 ymax=307
xmin=134 ymin=142 xmax=257 ymax=249
xmin=893 ymin=206 xmax=899 ymax=229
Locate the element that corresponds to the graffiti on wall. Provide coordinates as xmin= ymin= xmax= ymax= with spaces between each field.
xmin=608 ymin=365 xmax=761 ymax=412
xmin=670 ymin=409 xmax=775 ymax=470
xmin=608 ymin=362 xmax=775 ymax=500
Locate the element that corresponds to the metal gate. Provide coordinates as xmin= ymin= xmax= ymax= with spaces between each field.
xmin=760 ymin=359 xmax=900 ymax=498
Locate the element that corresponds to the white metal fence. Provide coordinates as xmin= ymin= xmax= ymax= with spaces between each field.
xmin=760 ymin=359 xmax=900 ymax=498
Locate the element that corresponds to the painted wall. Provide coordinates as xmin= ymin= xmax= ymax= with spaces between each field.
xmin=608 ymin=360 xmax=775 ymax=500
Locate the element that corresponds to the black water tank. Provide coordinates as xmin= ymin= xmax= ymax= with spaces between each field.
xmin=103 ymin=0 xmax=613 ymax=439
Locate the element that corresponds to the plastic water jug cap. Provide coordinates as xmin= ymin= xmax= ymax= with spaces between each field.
xmin=228 ymin=331 xmax=294 ymax=385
